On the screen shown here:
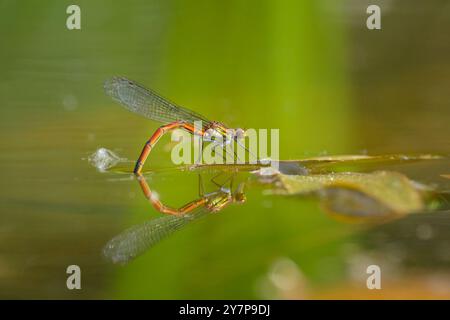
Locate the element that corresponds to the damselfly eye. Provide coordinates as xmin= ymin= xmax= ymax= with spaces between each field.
xmin=225 ymin=129 xmax=235 ymax=138
xmin=235 ymin=193 xmax=247 ymax=203
xmin=235 ymin=128 xmax=245 ymax=139
xmin=204 ymin=129 xmax=213 ymax=138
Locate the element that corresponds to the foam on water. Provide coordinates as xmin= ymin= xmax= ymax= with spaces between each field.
xmin=88 ymin=148 xmax=122 ymax=172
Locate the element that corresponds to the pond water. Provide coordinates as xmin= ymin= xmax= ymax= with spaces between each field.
xmin=0 ymin=0 xmax=449 ymax=298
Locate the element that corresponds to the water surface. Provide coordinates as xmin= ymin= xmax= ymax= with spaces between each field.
xmin=1 ymin=0 xmax=449 ymax=299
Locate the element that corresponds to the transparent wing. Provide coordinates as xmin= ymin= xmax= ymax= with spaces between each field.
xmin=103 ymin=209 xmax=210 ymax=265
xmin=104 ymin=77 xmax=212 ymax=127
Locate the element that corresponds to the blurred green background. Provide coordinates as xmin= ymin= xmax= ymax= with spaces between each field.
xmin=0 ymin=0 xmax=449 ymax=299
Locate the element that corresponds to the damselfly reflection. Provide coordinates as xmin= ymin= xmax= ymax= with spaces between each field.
xmin=103 ymin=172 xmax=246 ymax=264
xmin=101 ymin=154 xmax=446 ymax=264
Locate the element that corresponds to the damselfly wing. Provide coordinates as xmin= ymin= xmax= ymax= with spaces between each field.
xmin=104 ymin=77 xmax=212 ymax=129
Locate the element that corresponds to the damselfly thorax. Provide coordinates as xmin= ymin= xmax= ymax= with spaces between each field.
xmin=104 ymin=77 xmax=248 ymax=174
xmin=202 ymin=121 xmax=245 ymax=144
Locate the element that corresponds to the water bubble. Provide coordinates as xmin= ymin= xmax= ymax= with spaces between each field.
xmin=87 ymin=133 xmax=95 ymax=142
xmin=254 ymin=167 xmax=279 ymax=176
xmin=88 ymin=148 xmax=122 ymax=172
xmin=62 ymin=94 xmax=78 ymax=111
xmin=261 ymin=199 xmax=273 ymax=208
xmin=416 ymin=224 xmax=434 ymax=240
xmin=150 ymin=191 xmax=160 ymax=201
xmin=268 ymin=257 xmax=303 ymax=292
xmin=259 ymin=158 xmax=271 ymax=165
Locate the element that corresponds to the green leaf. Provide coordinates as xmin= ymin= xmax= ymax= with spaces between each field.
xmin=273 ymin=171 xmax=427 ymax=220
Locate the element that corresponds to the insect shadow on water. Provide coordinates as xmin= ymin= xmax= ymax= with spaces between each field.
xmin=103 ymin=172 xmax=246 ymax=265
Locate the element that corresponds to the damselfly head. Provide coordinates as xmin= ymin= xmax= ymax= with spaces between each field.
xmin=234 ymin=182 xmax=246 ymax=203
xmin=203 ymin=129 xmax=212 ymax=139
xmin=234 ymin=192 xmax=247 ymax=204
xmin=235 ymin=128 xmax=246 ymax=139
xmin=203 ymin=128 xmax=222 ymax=140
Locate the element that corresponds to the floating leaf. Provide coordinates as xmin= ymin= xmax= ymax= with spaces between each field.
xmin=271 ymin=171 xmax=427 ymax=221
xmin=280 ymin=154 xmax=443 ymax=174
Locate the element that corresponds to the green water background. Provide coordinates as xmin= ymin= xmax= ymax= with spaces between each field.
xmin=0 ymin=0 xmax=449 ymax=298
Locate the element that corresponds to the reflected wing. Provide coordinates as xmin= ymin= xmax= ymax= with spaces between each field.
xmin=104 ymin=77 xmax=212 ymax=127
xmin=103 ymin=209 xmax=210 ymax=265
